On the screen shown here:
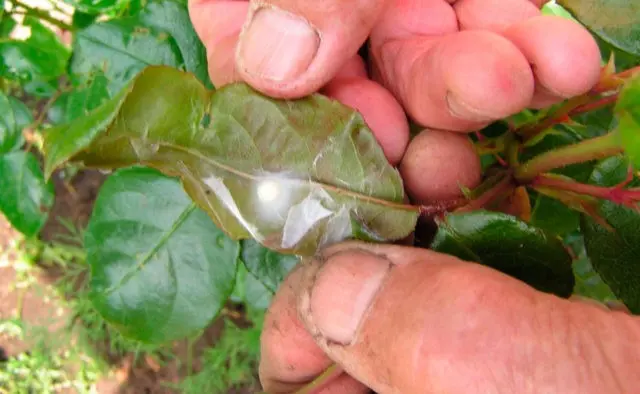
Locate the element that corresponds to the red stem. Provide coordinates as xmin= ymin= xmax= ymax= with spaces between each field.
xmin=419 ymin=198 xmax=468 ymax=217
xmin=617 ymin=65 xmax=640 ymax=80
xmin=531 ymin=174 xmax=640 ymax=207
xmin=571 ymin=93 xmax=619 ymax=115
xmin=455 ymin=175 xmax=514 ymax=212
xmin=515 ymin=95 xmax=590 ymax=140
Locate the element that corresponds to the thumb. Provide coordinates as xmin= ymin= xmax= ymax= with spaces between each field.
xmin=295 ymin=242 xmax=639 ymax=394
xmin=235 ymin=0 xmax=389 ymax=98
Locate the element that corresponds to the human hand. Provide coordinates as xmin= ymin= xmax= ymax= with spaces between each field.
xmin=186 ymin=1 xmax=636 ymax=393
xmin=258 ymin=241 xmax=640 ymax=393
xmin=188 ymin=0 xmax=602 ymax=203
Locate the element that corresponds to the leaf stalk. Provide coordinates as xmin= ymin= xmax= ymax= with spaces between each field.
xmin=514 ymin=132 xmax=623 ymax=183
xmin=531 ymin=173 xmax=640 ymax=208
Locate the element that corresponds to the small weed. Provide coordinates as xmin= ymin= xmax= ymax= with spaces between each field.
xmin=0 ymin=317 xmax=102 ymax=394
xmin=175 ymin=308 xmax=264 ymax=394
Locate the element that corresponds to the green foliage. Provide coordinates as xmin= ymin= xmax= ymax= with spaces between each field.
xmin=1 ymin=1 xmax=640 ymax=388
xmin=581 ymin=156 xmax=640 ymax=313
xmin=615 ymin=75 xmax=640 ymax=169
xmin=0 ymin=151 xmax=54 ymax=237
xmin=558 ymin=0 xmax=640 ymax=57
xmin=431 ymin=210 xmax=575 ymax=297
xmin=241 ymin=239 xmax=299 ymax=294
xmin=0 ymin=92 xmax=30 ymax=153
xmin=0 ymin=16 xmax=69 ymax=83
xmin=0 ymin=339 xmax=100 ymax=393
xmin=177 ymin=309 xmax=264 ymax=394
xmin=43 ymin=66 xmax=418 ymax=256
xmin=85 ymin=166 xmax=239 ymax=343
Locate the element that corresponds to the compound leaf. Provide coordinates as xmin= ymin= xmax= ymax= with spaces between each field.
xmin=581 ymin=156 xmax=640 ymax=314
xmin=44 ymin=66 xmax=417 ymax=256
xmin=0 ymin=151 xmax=54 ymax=237
xmin=431 ymin=210 xmax=575 ymax=298
xmin=85 ymin=166 xmax=239 ymax=343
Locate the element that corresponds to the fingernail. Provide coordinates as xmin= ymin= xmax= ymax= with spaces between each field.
xmin=446 ymin=92 xmax=494 ymax=123
xmin=302 ymin=248 xmax=391 ymax=346
xmin=237 ymin=6 xmax=320 ymax=82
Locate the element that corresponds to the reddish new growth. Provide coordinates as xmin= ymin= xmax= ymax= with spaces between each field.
xmin=532 ymin=168 xmax=640 ymax=210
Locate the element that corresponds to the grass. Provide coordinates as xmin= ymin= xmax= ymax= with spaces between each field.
xmin=0 ymin=324 xmax=102 ymax=394
xmin=175 ymin=308 xmax=264 ymax=394
xmin=0 ymin=216 xmax=266 ymax=393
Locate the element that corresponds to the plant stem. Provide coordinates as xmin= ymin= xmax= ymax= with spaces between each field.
xmin=514 ymin=132 xmax=623 ymax=182
xmin=532 ymin=173 xmax=640 ymax=206
xmin=617 ymin=65 xmax=640 ymax=81
xmin=455 ymin=174 xmax=514 ymax=212
xmin=10 ymin=0 xmax=73 ymax=31
xmin=515 ymin=95 xmax=590 ymax=141
xmin=293 ymin=364 xmax=344 ymax=394
xmin=419 ymin=198 xmax=467 ymax=218
xmin=571 ymin=92 xmax=619 ymax=115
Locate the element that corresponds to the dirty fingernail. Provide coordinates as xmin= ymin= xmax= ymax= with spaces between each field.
xmin=305 ymin=249 xmax=391 ymax=345
xmin=237 ymin=6 xmax=320 ymax=82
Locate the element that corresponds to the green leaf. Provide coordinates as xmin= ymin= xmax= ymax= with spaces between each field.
xmin=47 ymin=74 xmax=110 ymax=125
xmin=0 ymin=151 xmax=54 ymax=237
xmin=524 ymin=126 xmax=595 ymax=235
xmin=70 ymin=19 xmax=183 ymax=97
xmin=530 ymin=194 xmax=580 ymax=236
xmin=133 ymin=0 xmax=211 ymax=87
xmin=431 ymin=210 xmax=575 ymax=297
xmin=69 ymin=0 xmax=210 ymax=100
xmin=581 ymin=156 xmax=640 ymax=314
xmin=564 ymin=233 xmax=618 ymax=303
xmin=558 ymin=0 xmax=640 ymax=57
xmin=231 ymin=263 xmax=274 ymax=311
xmin=85 ymin=166 xmax=239 ymax=343
xmin=0 ymin=17 xmax=69 ymax=83
xmin=0 ymin=93 xmax=32 ymax=154
xmin=241 ymin=239 xmax=299 ymax=293
xmin=44 ymin=66 xmax=418 ymax=256
xmin=614 ymin=74 xmax=640 ymax=170
xmin=72 ymin=10 xmax=99 ymax=29
xmin=22 ymin=79 xmax=58 ymax=98
xmin=0 ymin=14 xmax=16 ymax=38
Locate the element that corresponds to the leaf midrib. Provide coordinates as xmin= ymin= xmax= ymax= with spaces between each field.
xmin=88 ymin=135 xmax=417 ymax=213
xmin=77 ymin=28 xmax=168 ymax=68
xmin=102 ymin=202 xmax=197 ymax=295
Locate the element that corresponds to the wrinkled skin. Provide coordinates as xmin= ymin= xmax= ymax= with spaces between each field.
xmin=188 ymin=1 xmax=640 ymax=392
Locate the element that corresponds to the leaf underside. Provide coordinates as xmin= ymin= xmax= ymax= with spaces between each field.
xmin=558 ymin=0 xmax=640 ymax=57
xmin=43 ymin=65 xmax=418 ymax=256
